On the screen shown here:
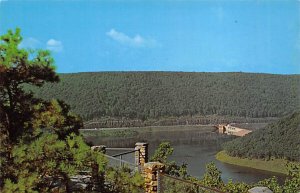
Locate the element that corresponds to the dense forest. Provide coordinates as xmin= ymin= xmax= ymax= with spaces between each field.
xmin=223 ymin=112 xmax=300 ymax=161
xmin=30 ymin=72 xmax=300 ymax=121
xmin=83 ymin=115 xmax=276 ymax=129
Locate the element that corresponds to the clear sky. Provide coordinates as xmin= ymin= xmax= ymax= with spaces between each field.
xmin=0 ymin=0 xmax=299 ymax=74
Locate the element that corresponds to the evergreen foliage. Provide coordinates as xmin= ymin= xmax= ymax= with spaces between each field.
xmin=223 ymin=112 xmax=300 ymax=161
xmin=0 ymin=28 xmax=85 ymax=188
xmin=151 ymin=142 xmax=188 ymax=178
xmin=201 ymin=162 xmax=224 ymax=189
xmin=0 ymin=28 xmax=144 ymax=192
xmin=0 ymin=28 xmax=59 ymax=143
xmin=105 ymin=167 xmax=144 ymax=193
xmin=29 ymin=72 xmax=300 ymax=121
xmin=2 ymin=133 xmax=107 ymax=192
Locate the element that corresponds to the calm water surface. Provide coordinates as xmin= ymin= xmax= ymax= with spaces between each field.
xmin=85 ymin=127 xmax=286 ymax=184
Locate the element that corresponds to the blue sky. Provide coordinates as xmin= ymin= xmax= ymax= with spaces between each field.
xmin=0 ymin=0 xmax=299 ymax=74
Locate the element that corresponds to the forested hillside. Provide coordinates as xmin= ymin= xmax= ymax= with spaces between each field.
xmin=30 ymin=72 xmax=300 ymax=121
xmin=223 ymin=112 xmax=300 ymax=161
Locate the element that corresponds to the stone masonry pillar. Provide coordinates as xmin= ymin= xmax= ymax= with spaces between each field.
xmin=91 ymin=145 xmax=106 ymax=154
xmin=143 ymin=162 xmax=165 ymax=193
xmin=135 ymin=142 xmax=148 ymax=168
xmin=248 ymin=187 xmax=273 ymax=193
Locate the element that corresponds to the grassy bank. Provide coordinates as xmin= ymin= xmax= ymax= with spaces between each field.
xmin=216 ymin=151 xmax=289 ymax=174
xmin=80 ymin=129 xmax=139 ymax=138
xmin=80 ymin=125 xmax=215 ymax=138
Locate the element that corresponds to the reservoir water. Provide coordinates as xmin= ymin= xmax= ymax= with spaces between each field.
xmin=84 ymin=126 xmax=286 ymax=184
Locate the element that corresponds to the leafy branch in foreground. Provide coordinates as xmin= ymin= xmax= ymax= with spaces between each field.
xmin=2 ymin=133 xmax=107 ymax=192
xmin=0 ymin=28 xmax=143 ymax=193
xmin=151 ymin=141 xmax=188 ymax=178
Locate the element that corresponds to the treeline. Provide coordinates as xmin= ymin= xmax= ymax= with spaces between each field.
xmin=84 ymin=115 xmax=276 ymax=129
xmin=223 ymin=112 xmax=300 ymax=161
xmin=30 ymin=72 xmax=300 ymax=121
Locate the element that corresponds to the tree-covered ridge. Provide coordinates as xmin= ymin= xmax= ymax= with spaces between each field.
xmin=223 ymin=112 xmax=300 ymax=161
xmin=31 ymin=72 xmax=300 ymax=121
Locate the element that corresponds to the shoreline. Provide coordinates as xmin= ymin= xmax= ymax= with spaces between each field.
xmin=216 ymin=151 xmax=290 ymax=175
xmin=80 ymin=125 xmax=216 ymax=137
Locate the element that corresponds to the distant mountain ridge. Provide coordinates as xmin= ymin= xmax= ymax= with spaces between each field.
xmin=223 ymin=111 xmax=300 ymax=161
xmin=29 ymin=72 xmax=300 ymax=121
